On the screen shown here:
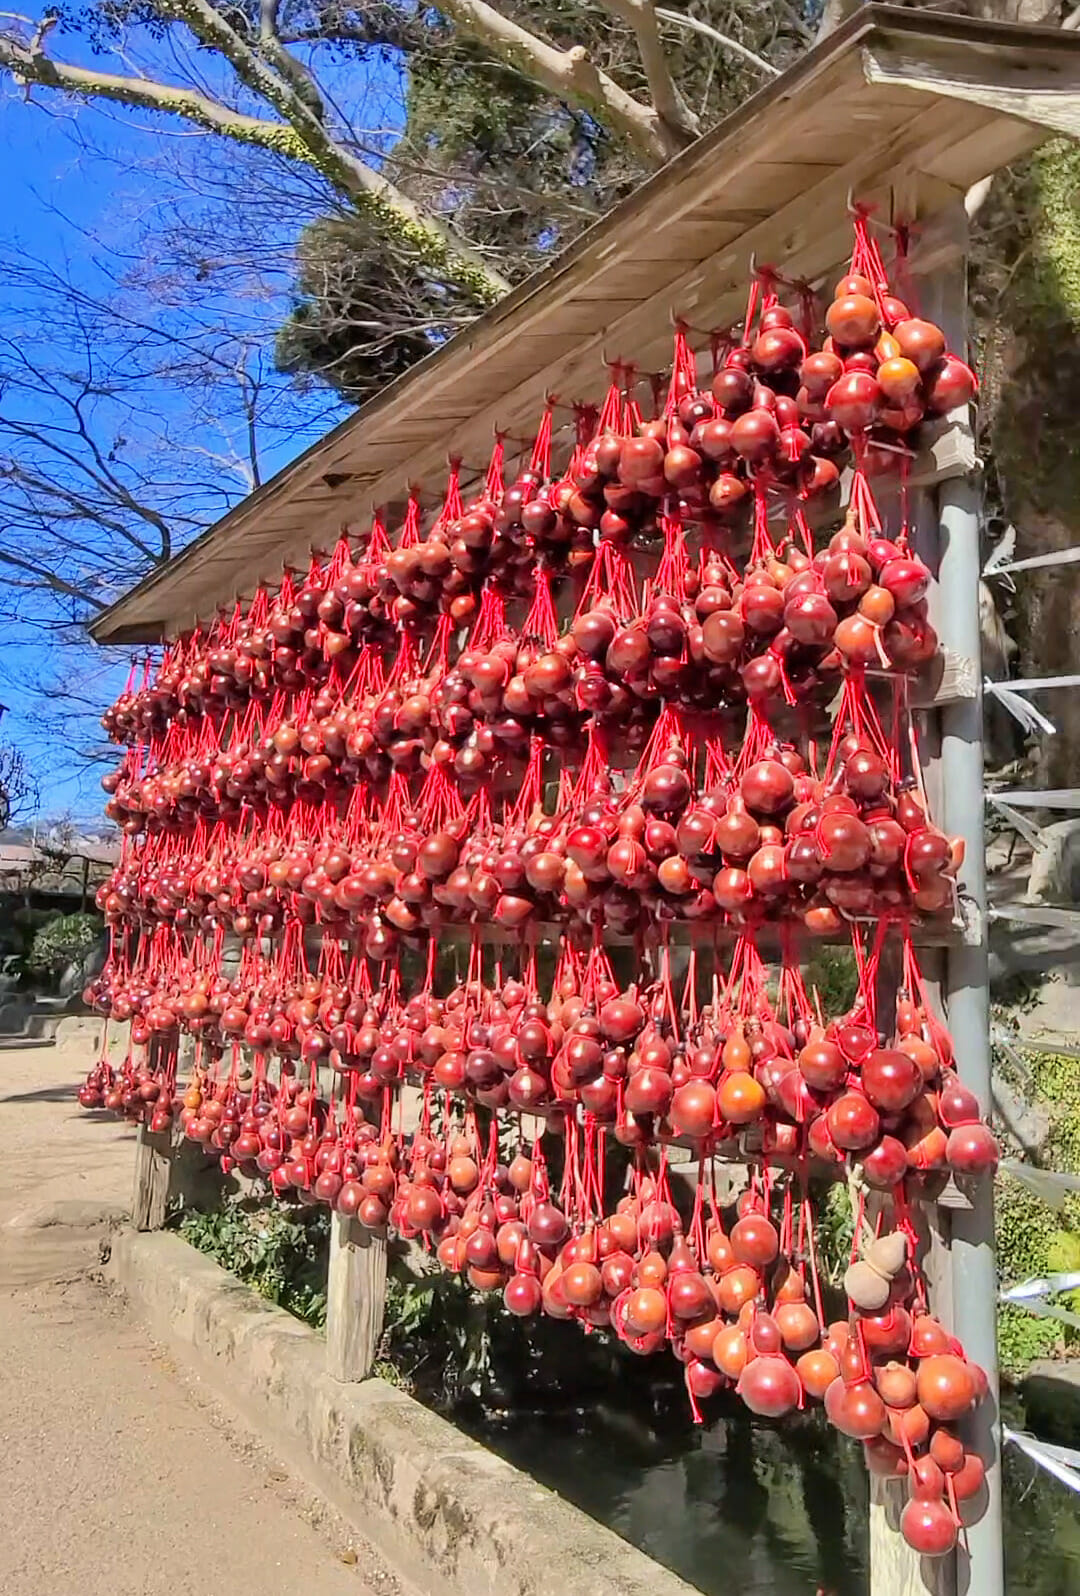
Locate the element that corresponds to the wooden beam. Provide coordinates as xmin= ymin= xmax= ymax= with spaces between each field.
xmin=326 ymin=1212 xmax=387 ymax=1383
xmin=355 ymin=100 xmax=991 ymax=521
xmin=132 ymin=1122 xmax=173 ymax=1231
xmin=906 ymin=649 xmax=980 ymax=711
xmin=863 ymin=34 xmax=1080 ymax=142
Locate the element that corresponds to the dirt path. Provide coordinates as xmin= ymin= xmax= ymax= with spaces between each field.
xmin=0 ymin=1044 xmax=401 ymax=1596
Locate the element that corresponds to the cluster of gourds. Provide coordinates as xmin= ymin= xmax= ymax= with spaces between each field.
xmin=86 ymin=225 xmax=989 ymax=1557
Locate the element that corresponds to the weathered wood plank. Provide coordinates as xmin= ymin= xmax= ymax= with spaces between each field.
xmin=326 ymin=1212 xmax=387 ymax=1383
xmin=905 ymin=648 xmax=980 ymax=711
xmin=357 ymin=100 xmax=993 ymax=519
xmin=905 ymin=417 xmax=977 ymax=489
xmin=132 ymin=1122 xmax=173 ymax=1232
xmin=864 ymin=39 xmax=1080 ymax=142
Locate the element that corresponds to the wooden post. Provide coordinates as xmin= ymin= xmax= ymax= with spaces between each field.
xmin=870 ymin=1477 xmax=954 ymax=1596
xmin=131 ymin=1121 xmax=174 ymax=1231
xmin=131 ymin=1036 xmax=176 ymax=1231
xmin=864 ymin=182 xmax=983 ymax=1595
xmin=326 ymin=1212 xmax=387 ymax=1382
xmin=131 ymin=1034 xmax=180 ymax=1232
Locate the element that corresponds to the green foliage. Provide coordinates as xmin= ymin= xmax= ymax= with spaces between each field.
xmin=1032 ymin=139 xmax=1080 ymax=328
xmin=27 ymin=910 xmax=100 ymax=972
xmin=811 ymin=1179 xmax=856 ymax=1288
xmin=176 ymin=1200 xmax=330 ymax=1327
xmin=173 ymin=1195 xmax=520 ymax=1402
xmin=376 ymin=1266 xmax=503 ymax=1402
xmin=803 ymin=947 xmax=859 ymax=1019
xmin=996 ymin=1174 xmax=1065 ymax=1377
xmin=993 ymin=1042 xmax=1080 ymax=1377
xmin=1027 ymin=1045 xmax=1080 ymax=1175
xmin=1045 ymin=1229 xmax=1080 ymax=1275
xmin=972 ymin=140 xmax=1080 ymax=528
xmin=970 ymin=141 xmax=1080 ymax=787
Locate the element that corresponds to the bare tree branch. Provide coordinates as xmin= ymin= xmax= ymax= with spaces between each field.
xmin=654 ymin=9 xmax=780 ymax=76
xmin=428 ymin=0 xmax=678 ymax=159
xmin=0 ymin=34 xmax=293 ymax=144
xmin=0 ymin=742 xmax=39 ymax=828
xmin=255 ymin=0 xmax=325 ymax=115
xmin=599 ymin=0 xmax=700 ymax=141
xmin=0 ymin=19 xmax=510 ymax=302
xmin=0 ymin=546 xmax=107 ymax=610
xmin=162 ymin=0 xmax=510 ymax=293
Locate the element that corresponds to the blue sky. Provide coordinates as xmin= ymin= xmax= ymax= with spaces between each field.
xmin=0 ymin=51 xmax=367 ymax=820
xmin=0 ymin=94 xmax=125 ymax=817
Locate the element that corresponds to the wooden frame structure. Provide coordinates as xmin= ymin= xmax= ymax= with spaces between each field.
xmin=109 ymin=11 xmax=1080 ymax=1596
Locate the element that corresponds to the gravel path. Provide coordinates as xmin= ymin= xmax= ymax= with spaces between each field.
xmin=0 ymin=1043 xmax=402 ymax=1596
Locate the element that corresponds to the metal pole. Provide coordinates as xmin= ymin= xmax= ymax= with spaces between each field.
xmin=937 ymin=472 xmax=1004 ymax=1596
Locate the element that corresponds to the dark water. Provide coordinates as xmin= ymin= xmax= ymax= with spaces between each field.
xmin=457 ymin=1384 xmax=1080 ymax=1596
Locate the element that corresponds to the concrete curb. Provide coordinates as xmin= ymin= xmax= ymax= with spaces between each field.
xmin=109 ymin=1229 xmax=700 ymax=1596
xmin=55 ymin=1015 xmax=106 ymax=1053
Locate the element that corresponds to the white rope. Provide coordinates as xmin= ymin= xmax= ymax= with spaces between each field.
xmin=999 ymin=1160 xmax=1080 ymax=1212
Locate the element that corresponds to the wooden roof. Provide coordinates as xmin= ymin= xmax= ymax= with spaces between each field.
xmin=91 ymin=5 xmax=1080 ymax=644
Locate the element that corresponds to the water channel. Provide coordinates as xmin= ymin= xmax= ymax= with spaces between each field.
xmin=457 ymin=1377 xmax=1079 ymax=1595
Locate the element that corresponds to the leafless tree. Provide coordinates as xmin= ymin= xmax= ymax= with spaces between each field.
xmin=0 ymin=239 xmax=346 ymax=628
xmin=0 ymin=205 xmax=351 ymax=781
xmin=0 ymin=743 xmax=39 ymax=828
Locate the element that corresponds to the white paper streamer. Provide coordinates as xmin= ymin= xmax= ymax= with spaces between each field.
xmin=1004 ymin=1427 xmax=1080 ymax=1495
xmin=986 ymin=796 xmax=1047 ymax=850
xmin=1000 ymin=1271 xmax=1080 ymax=1331
xmin=1000 ymin=1159 xmax=1080 ymax=1211
xmin=985 ymin=545 xmax=1080 ymax=576
xmin=986 ymin=790 xmax=1080 ymax=811
xmin=1001 ymin=1270 xmax=1080 ymax=1301
xmin=984 ymin=523 xmax=1017 ymax=573
xmin=985 ymin=680 xmax=1058 ymax=737
xmin=994 ymin=1032 xmax=1080 ymax=1062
